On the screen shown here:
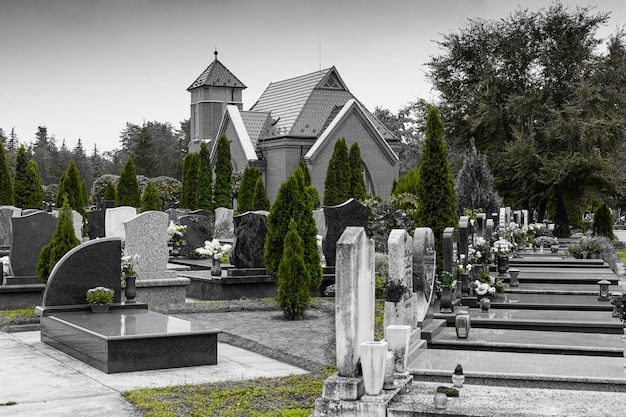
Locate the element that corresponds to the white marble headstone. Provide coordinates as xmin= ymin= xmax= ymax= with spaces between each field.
xmin=105 ymin=206 xmax=137 ymax=239
xmin=124 ymin=211 xmax=173 ymax=279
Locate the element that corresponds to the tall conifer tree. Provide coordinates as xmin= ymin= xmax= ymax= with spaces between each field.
xmin=323 ymin=138 xmax=351 ymax=206
xmin=276 ymin=218 xmax=310 ymax=319
xmin=252 ymin=176 xmax=270 ymax=211
xmin=141 ymin=180 xmax=163 ymax=212
xmin=180 ymin=152 xmax=199 ymax=210
xmin=348 ymin=142 xmax=366 ymax=200
xmin=214 ymin=134 xmax=233 ymax=208
xmin=237 ymin=166 xmax=261 ymax=214
xmin=0 ymin=143 xmax=13 ymax=205
xmin=56 ymin=160 xmax=85 ymax=217
xmin=196 ymin=141 xmax=213 ymax=212
xmin=115 ymin=157 xmax=141 ymax=207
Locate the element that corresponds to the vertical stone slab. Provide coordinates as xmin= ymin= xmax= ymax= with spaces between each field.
xmin=10 ymin=211 xmax=57 ymax=277
xmin=323 ymin=199 xmax=371 ymax=267
xmin=458 ymin=216 xmax=469 ymax=257
xmin=498 ymin=207 xmax=507 ymax=231
xmin=71 ymin=210 xmax=83 ymax=241
xmin=124 ymin=211 xmax=174 ymax=279
xmin=514 ymin=210 xmax=521 ymax=225
xmin=313 ymin=208 xmax=326 ymax=241
xmin=335 ymin=227 xmax=375 ymax=378
xmin=443 ymin=227 xmax=456 ymax=275
xmin=505 ymin=207 xmax=512 ymax=225
xmin=179 ymin=214 xmax=212 ymax=256
xmin=485 ymin=219 xmax=494 ymax=240
xmin=42 ymin=238 xmax=122 ymax=306
xmin=476 ymin=213 xmax=486 ymax=238
xmin=384 ymin=229 xmax=416 ymax=332
xmin=231 ymin=211 xmax=268 ymax=268
xmin=0 ymin=206 xmax=19 ymax=247
xmin=105 ymin=206 xmax=137 ymax=239
xmin=214 ymin=207 xmax=235 ymax=239
xmin=412 ymin=227 xmax=436 ymax=324
xmin=165 ymin=208 xmax=190 ymax=224
xmin=522 ymin=209 xmax=529 ymax=227
xmin=86 ymin=209 xmax=105 ymax=239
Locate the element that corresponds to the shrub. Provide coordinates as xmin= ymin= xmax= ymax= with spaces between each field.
xmin=567 ymin=235 xmax=619 ymax=273
xmin=180 ymin=152 xmax=199 ymax=209
xmin=140 ymin=181 xmax=163 ymax=212
xmin=56 ymin=160 xmax=85 ymax=218
xmin=196 ymin=141 xmax=213 ymax=212
xmin=213 ymin=134 xmax=233 ymax=208
xmin=0 ymin=142 xmax=13 ymax=205
xmin=276 ymin=219 xmax=310 ymax=320
xmin=103 ymin=180 xmax=116 ymax=201
xmin=150 ymin=176 xmax=181 ymax=209
xmin=115 ymin=157 xmax=141 ymax=207
xmin=363 ymin=197 xmax=415 ymax=252
xmin=252 ymin=176 xmax=270 ymax=211
xmin=14 ymin=147 xmax=45 ymax=209
xmin=593 ymin=202 xmax=615 ymax=240
xmin=323 ymin=138 xmax=351 ymax=206
xmin=237 ymin=167 xmax=261 ymax=214
xmin=349 ymin=142 xmax=367 ymax=200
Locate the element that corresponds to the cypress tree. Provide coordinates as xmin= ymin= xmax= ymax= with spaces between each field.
xmin=298 ymin=158 xmax=320 ymax=208
xmin=196 ymin=141 xmax=213 ymax=212
xmin=36 ymin=197 xmax=81 ymax=283
xmin=115 ymin=157 xmax=141 ymax=207
xmin=16 ymin=158 xmax=45 ymax=210
xmin=214 ymin=134 xmax=233 ymax=208
xmin=297 ymin=158 xmax=312 ymax=186
xmin=237 ymin=166 xmax=261 ymax=214
xmin=252 ymin=175 xmax=270 ymax=211
xmin=415 ymin=107 xmax=457 ymax=272
xmin=180 ymin=152 xmax=199 ymax=209
xmin=276 ymin=218 xmax=310 ymax=320
xmin=56 ymin=160 xmax=85 ymax=217
xmin=141 ymin=180 xmax=163 ymax=212
xmin=0 ymin=142 xmax=13 ymax=205
xmin=103 ymin=180 xmax=116 ymax=201
xmin=323 ymin=138 xmax=351 ymax=206
xmin=455 ymin=150 xmax=499 ymax=216
xmin=593 ymin=201 xmax=615 ymax=240
xmin=348 ymin=142 xmax=367 ymax=200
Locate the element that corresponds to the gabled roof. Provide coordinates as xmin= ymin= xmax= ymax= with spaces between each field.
xmin=187 ymin=55 xmax=247 ymax=91
xmin=240 ymin=111 xmax=275 ymax=150
xmin=216 ymin=106 xmax=258 ymax=162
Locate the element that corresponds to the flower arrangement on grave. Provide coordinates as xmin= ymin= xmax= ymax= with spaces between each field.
xmin=196 ymin=238 xmax=232 ymax=260
xmin=470 ymin=264 xmax=505 ymax=298
xmin=166 ymin=221 xmax=187 ymax=248
xmin=86 ymin=286 xmax=114 ymax=305
xmin=534 ymin=235 xmax=558 ymax=249
xmin=491 ymin=238 xmax=514 ymax=258
xmin=456 ymin=254 xmax=473 ymax=275
xmin=121 ymin=252 xmax=140 ymax=283
xmin=438 ymin=271 xmax=456 ymax=289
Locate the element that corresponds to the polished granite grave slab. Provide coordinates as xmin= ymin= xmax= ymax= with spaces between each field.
xmin=40 ymin=306 xmax=220 ymax=373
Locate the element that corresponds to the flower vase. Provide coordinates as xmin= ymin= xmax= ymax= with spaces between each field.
xmin=90 ymin=304 xmax=110 ymax=313
xmin=124 ymin=276 xmax=137 ymax=303
xmin=509 ymin=269 xmax=520 ymax=287
xmin=360 ymin=340 xmax=388 ymax=396
xmin=171 ymin=246 xmax=180 ymax=258
xmin=211 ymin=257 xmax=222 ymax=276
xmin=386 ymin=324 xmax=411 ymax=374
xmin=440 ymin=287 xmax=453 ymax=314
xmin=480 ymin=297 xmax=491 ymax=312
xmin=461 ymin=273 xmax=471 ymax=296
xmin=497 ymin=256 xmax=509 ymax=276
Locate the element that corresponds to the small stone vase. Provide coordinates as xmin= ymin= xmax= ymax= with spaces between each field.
xmin=124 ymin=276 xmax=137 ymax=303
xmin=211 ymin=257 xmax=222 ymax=276
xmin=360 ymin=340 xmax=388 ymax=396
xmin=480 ymin=297 xmax=491 ymax=312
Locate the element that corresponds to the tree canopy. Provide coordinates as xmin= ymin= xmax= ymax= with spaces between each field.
xmin=426 ymin=2 xmax=626 ymax=236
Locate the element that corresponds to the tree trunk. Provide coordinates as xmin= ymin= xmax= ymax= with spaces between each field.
xmin=553 ymin=193 xmax=570 ymax=238
xmin=537 ymin=199 xmax=547 ymax=223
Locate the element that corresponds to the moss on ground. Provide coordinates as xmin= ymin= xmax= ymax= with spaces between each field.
xmin=0 ymin=308 xmax=38 ymax=327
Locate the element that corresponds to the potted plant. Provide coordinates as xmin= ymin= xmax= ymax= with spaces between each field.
xmin=196 ymin=238 xmax=232 ymax=276
xmin=470 ymin=264 xmax=505 ymax=312
xmin=86 ymin=286 xmax=114 ymax=313
xmin=438 ymin=271 xmax=455 ymax=313
xmin=121 ymin=251 xmax=140 ymax=303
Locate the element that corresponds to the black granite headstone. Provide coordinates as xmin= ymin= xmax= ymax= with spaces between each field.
xmin=232 ymin=211 xmax=268 ymax=268
xmin=10 ymin=211 xmax=57 ymax=276
xmin=179 ymin=214 xmax=213 ymax=256
xmin=42 ymin=238 xmax=122 ymax=306
xmin=322 ymin=198 xmax=371 ymax=267
xmin=166 ymin=208 xmax=191 ymax=224
xmin=86 ymin=209 xmax=106 ymax=239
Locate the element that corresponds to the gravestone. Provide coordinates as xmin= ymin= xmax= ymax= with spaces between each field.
xmin=0 ymin=206 xmax=20 ymax=247
xmin=10 ymin=211 xmax=57 ymax=277
xmin=86 ymin=208 xmax=105 ymax=239
xmin=189 ymin=209 xmax=211 ymax=219
xmin=214 ymin=207 xmax=234 ymax=239
xmin=505 ymin=207 xmax=512 ymax=225
xmin=42 ymin=238 xmax=122 ymax=306
xmin=476 ymin=213 xmax=486 ymax=238
xmin=323 ymin=198 xmax=371 ymax=267
xmin=231 ymin=211 xmax=268 ymax=269
xmin=124 ymin=211 xmax=176 ymax=280
xmin=335 ymin=227 xmax=375 ymax=380
xmin=71 ymin=210 xmax=83 ymax=241
xmin=514 ymin=210 xmax=522 ymax=225
xmin=105 ymin=206 xmax=137 ymax=239
xmin=313 ymin=208 xmax=326 ymax=241
xmin=498 ymin=207 xmax=507 ymax=231
xmin=384 ymin=229 xmax=417 ymax=333
xmin=165 ymin=208 xmax=190 ymax=223
xmin=485 ymin=219 xmax=494 ymax=240
xmin=442 ymin=227 xmax=457 ymax=275
xmin=458 ymin=216 xmax=469 ymax=257
xmin=522 ymin=209 xmax=529 ymax=227
xmin=179 ymin=213 xmax=212 ymax=256
xmin=412 ymin=227 xmax=436 ymax=324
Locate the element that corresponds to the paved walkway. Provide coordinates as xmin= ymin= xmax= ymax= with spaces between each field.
xmin=0 ymin=331 xmax=307 ymax=417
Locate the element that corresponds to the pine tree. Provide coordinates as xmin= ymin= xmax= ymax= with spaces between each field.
xmin=237 ymin=166 xmax=261 ymax=214
xmin=0 ymin=142 xmax=13 ymax=205
xmin=415 ymin=107 xmax=457 ymax=272
xmin=36 ymin=197 xmax=81 ymax=283
xmin=323 ymin=138 xmax=351 ymax=206
xmin=103 ymin=180 xmax=116 ymax=201
xmin=298 ymin=158 xmax=320 ymax=208
xmin=179 ymin=152 xmax=200 ymax=209
xmin=55 ymin=160 xmax=85 ymax=218
xmin=214 ymin=134 xmax=233 ymax=208
xmin=115 ymin=157 xmax=141 ymax=207
xmin=26 ymin=161 xmax=45 ymax=209
xmin=455 ymin=149 xmax=499 ymax=216
xmin=252 ymin=175 xmax=270 ymax=211
xmin=593 ymin=201 xmax=615 ymax=240
xmin=196 ymin=141 xmax=213 ymax=212
xmin=297 ymin=158 xmax=312 ymax=186
xmin=13 ymin=146 xmax=32 ymax=208
xmin=276 ymin=218 xmax=310 ymax=319
xmin=141 ymin=180 xmax=163 ymax=212
xmin=349 ymin=142 xmax=367 ymax=200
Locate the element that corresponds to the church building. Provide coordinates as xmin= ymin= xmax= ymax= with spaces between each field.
xmin=187 ymin=51 xmax=401 ymax=204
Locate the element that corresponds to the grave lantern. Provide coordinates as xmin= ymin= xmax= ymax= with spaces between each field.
xmin=597 ymin=279 xmax=611 ymax=301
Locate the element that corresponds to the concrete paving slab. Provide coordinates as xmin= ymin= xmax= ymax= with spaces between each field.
xmin=0 ymin=331 xmax=307 ymax=416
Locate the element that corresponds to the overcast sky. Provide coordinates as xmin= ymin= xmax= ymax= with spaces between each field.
xmin=1 ymin=0 xmax=625 ymax=153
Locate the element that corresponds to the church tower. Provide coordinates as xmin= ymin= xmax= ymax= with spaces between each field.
xmin=187 ymin=51 xmax=246 ymax=153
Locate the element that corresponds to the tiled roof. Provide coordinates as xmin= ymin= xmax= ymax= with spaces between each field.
xmin=240 ymin=111 xmax=275 ymax=149
xmin=187 ymin=58 xmax=246 ymax=90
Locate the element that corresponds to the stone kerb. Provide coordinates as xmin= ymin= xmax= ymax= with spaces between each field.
xmin=10 ymin=211 xmax=57 ymax=277
xmin=443 ymin=227 xmax=457 ymax=275
xmin=335 ymin=226 xmax=375 ymax=379
xmin=105 ymin=206 xmax=137 ymax=239
xmin=42 ymin=238 xmax=122 ymax=306
xmin=384 ymin=229 xmax=417 ymax=336
xmin=412 ymin=227 xmax=436 ymax=324
xmin=231 ymin=211 xmax=268 ymax=269
xmin=124 ymin=211 xmax=173 ymax=279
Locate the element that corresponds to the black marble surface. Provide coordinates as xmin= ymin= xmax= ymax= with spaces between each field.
xmin=322 ymin=199 xmax=371 ymax=267
xmin=231 ymin=211 xmax=268 ymax=269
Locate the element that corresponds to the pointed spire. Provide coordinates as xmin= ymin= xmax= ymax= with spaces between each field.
xmin=214 ymin=47 xmax=218 ymax=61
